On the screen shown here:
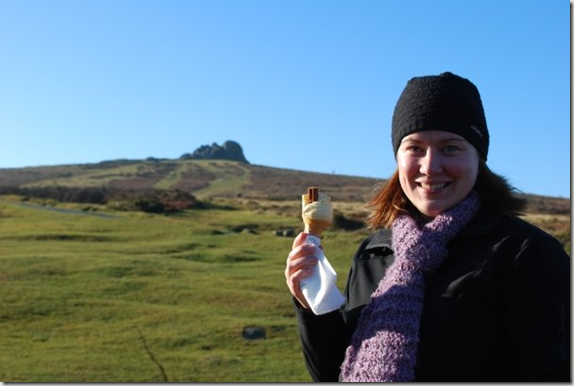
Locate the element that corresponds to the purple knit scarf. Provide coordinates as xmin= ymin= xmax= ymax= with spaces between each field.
xmin=340 ymin=192 xmax=480 ymax=382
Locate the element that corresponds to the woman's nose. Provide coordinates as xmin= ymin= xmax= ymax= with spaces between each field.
xmin=419 ymin=150 xmax=442 ymax=175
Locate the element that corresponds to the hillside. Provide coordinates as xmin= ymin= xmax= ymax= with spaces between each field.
xmin=0 ymin=159 xmax=379 ymax=202
xmin=0 ymin=158 xmax=569 ymax=215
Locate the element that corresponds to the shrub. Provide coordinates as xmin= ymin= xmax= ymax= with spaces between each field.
xmin=332 ymin=212 xmax=365 ymax=231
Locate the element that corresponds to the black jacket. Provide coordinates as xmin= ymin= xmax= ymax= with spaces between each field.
xmin=295 ymin=207 xmax=570 ymax=382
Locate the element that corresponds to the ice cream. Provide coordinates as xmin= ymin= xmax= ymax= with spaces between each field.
xmin=302 ymin=187 xmax=333 ymax=237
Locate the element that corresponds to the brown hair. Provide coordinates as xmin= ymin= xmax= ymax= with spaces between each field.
xmin=365 ymin=160 xmax=527 ymax=229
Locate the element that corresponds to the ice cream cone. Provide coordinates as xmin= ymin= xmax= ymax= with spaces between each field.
xmin=302 ymin=187 xmax=333 ymax=237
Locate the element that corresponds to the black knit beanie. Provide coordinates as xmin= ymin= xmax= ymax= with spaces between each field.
xmin=391 ymin=72 xmax=489 ymax=160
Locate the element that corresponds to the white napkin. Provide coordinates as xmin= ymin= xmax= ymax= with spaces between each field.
xmin=300 ymin=234 xmax=346 ymax=315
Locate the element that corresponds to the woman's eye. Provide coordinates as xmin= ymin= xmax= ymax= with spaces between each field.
xmin=443 ymin=145 xmax=461 ymax=153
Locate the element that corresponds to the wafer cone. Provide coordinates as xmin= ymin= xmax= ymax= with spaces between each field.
xmin=304 ymin=218 xmax=331 ymax=237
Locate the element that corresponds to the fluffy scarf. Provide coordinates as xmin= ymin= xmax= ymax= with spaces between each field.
xmin=340 ymin=191 xmax=480 ymax=382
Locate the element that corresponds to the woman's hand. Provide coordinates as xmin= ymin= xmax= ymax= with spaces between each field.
xmin=285 ymin=232 xmax=320 ymax=310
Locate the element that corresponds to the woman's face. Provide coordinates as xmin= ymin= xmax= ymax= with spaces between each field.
xmin=397 ymin=130 xmax=480 ymax=218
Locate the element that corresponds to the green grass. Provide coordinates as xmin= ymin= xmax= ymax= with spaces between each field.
xmin=0 ymin=196 xmax=365 ymax=382
xmin=192 ymin=160 xmax=251 ymax=199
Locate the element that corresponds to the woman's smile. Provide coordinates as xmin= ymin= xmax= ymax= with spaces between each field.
xmin=417 ymin=181 xmax=450 ymax=192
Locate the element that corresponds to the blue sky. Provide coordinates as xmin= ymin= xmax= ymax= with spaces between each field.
xmin=0 ymin=0 xmax=570 ymax=198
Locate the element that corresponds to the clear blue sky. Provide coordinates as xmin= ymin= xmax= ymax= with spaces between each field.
xmin=0 ymin=0 xmax=570 ymax=198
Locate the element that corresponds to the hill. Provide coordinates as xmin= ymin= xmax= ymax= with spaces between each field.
xmin=0 ymin=158 xmax=569 ymax=215
xmin=0 ymin=159 xmax=378 ymax=202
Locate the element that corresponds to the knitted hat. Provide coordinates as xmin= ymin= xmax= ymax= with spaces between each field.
xmin=391 ymin=72 xmax=489 ymax=160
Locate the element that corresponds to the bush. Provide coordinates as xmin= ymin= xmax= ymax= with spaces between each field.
xmin=332 ymin=212 xmax=365 ymax=231
xmin=0 ymin=186 xmax=108 ymax=204
xmin=107 ymin=189 xmax=202 ymax=214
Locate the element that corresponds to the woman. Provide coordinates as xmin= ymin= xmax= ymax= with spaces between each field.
xmin=285 ymin=72 xmax=570 ymax=382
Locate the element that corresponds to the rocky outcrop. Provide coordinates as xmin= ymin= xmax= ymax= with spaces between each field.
xmin=180 ymin=140 xmax=249 ymax=163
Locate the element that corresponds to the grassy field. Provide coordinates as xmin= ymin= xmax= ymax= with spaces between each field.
xmin=0 ymin=196 xmax=367 ymax=382
xmin=1 ymin=194 xmax=569 ymax=382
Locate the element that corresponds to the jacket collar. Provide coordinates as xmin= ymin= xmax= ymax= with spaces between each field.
xmin=365 ymin=229 xmax=393 ymax=251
